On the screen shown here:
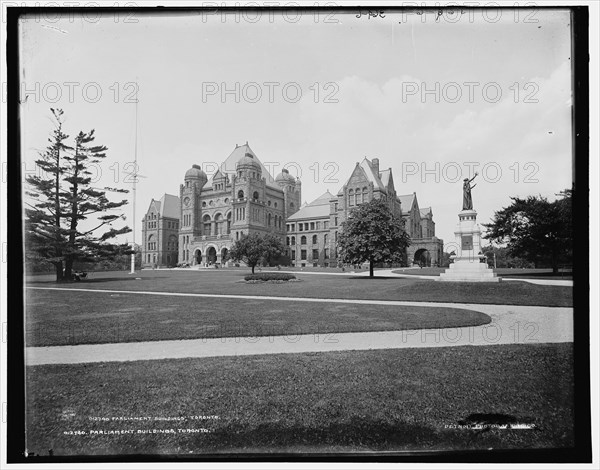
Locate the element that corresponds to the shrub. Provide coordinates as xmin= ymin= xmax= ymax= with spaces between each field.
xmin=244 ymin=273 xmax=296 ymax=282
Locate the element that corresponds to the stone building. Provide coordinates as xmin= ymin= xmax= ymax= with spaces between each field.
xmin=285 ymin=157 xmax=443 ymax=267
xmin=142 ymin=143 xmax=301 ymax=268
xmin=141 ymin=194 xmax=181 ymax=268
xmin=142 ymin=150 xmax=442 ymax=269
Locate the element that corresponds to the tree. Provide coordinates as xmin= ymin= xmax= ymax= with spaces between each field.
xmin=338 ymin=197 xmax=411 ymax=277
xmin=482 ymin=190 xmax=572 ymax=273
xmin=25 ymin=108 xmax=132 ymax=281
xmin=229 ymin=232 xmax=285 ymax=274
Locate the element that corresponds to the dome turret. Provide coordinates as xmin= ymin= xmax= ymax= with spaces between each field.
xmin=184 ymin=164 xmax=208 ymax=186
xmin=236 ymin=153 xmax=261 ymax=171
xmin=275 ymin=168 xmax=296 ymax=184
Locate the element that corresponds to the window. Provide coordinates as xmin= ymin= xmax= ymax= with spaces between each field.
xmin=324 ymin=221 xmax=329 ymax=230
xmin=274 ymin=202 xmax=278 ymax=208
xmin=316 ymin=222 xmax=320 ymax=230
xmin=363 ymin=187 xmax=368 ymax=203
xmin=202 ymin=201 xmax=207 ymax=207
xmin=253 ymin=191 xmax=259 ymax=200
xmin=291 ymin=224 xmax=295 ymax=231
xmin=238 ymin=190 xmax=244 ymax=199
xmin=312 ymin=249 xmax=319 ymax=261
xmin=349 ymin=189 xmax=354 ymax=206
xmin=290 ymin=202 xmax=295 ymax=209
xmin=312 ymin=235 xmax=318 ymax=245
xmin=335 ymin=231 xmax=338 ymax=242
xmin=335 ymin=217 xmax=338 ymax=226
xmin=300 ymin=236 xmax=307 ymax=245
xmin=268 ymin=213 xmax=272 ymax=226
xmin=299 ymin=224 xmax=303 ymax=232
xmin=291 ymin=251 xmax=296 ymax=260
xmin=301 ymin=250 xmax=307 ymax=260
xmin=291 ymin=236 xmax=296 ymax=246
xmin=334 ymin=202 xmax=338 ymax=212
xmin=305 ymin=223 xmax=309 ymax=231
xmin=324 ymin=234 xmax=328 ymax=245
xmin=310 ymin=222 xmax=315 ymax=230
xmin=286 ymin=237 xmax=290 ymax=246
xmin=203 ymin=214 xmax=211 ymax=235
xmin=268 ymin=200 xmax=272 ymax=206
xmin=227 ymin=213 xmax=232 ymax=234
xmin=324 ymin=249 xmax=329 ymax=259
xmin=236 ymin=232 xmax=239 ymax=240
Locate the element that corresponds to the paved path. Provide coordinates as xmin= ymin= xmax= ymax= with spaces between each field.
xmin=26 ymin=287 xmax=573 ymax=366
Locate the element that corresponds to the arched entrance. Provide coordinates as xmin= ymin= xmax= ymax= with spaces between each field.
xmin=207 ymin=246 xmax=217 ymax=265
xmin=194 ymin=249 xmax=202 ymax=266
xmin=221 ymin=248 xmax=229 ymax=265
xmin=414 ymin=248 xmax=431 ymax=267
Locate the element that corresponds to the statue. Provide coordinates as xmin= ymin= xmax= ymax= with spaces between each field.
xmin=462 ymin=172 xmax=478 ymax=210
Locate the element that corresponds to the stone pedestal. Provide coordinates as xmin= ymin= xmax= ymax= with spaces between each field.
xmin=438 ymin=210 xmax=500 ymax=282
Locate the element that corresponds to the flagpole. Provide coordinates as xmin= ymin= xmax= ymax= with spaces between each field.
xmin=130 ymin=92 xmax=138 ymax=274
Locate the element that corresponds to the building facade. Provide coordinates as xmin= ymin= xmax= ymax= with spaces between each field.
xmin=285 ymin=157 xmax=443 ymax=268
xmin=142 ymin=149 xmax=443 ymax=269
xmin=142 ymin=143 xmax=301 ymax=268
xmin=141 ymin=194 xmax=181 ymax=268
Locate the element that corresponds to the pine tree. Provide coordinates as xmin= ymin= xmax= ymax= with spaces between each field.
xmin=25 ymin=109 xmax=132 ymax=281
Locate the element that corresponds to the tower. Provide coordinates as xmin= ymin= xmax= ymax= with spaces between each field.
xmin=275 ymin=168 xmax=301 ymax=220
xmin=179 ymin=164 xmax=207 ymax=263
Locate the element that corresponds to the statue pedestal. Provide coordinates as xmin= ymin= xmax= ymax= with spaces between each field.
xmin=438 ymin=210 xmax=500 ymax=283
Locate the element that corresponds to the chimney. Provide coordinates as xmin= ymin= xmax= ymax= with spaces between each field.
xmin=372 ymin=158 xmax=380 ymax=174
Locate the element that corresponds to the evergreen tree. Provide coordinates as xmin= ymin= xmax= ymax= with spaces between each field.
xmin=25 ymin=109 xmax=131 ymax=281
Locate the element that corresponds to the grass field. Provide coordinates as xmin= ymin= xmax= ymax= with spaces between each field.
xmin=392 ymin=267 xmax=574 ymax=280
xmin=26 ymin=269 xmax=573 ymax=307
xmin=25 ymin=343 xmax=574 ymax=455
xmin=25 ymin=289 xmax=491 ymax=347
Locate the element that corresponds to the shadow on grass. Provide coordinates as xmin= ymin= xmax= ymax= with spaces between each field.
xmin=27 ymin=277 xmax=170 ymax=285
xmin=200 ymin=418 xmax=439 ymax=450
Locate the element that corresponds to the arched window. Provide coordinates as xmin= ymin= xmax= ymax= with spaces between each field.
xmin=291 ymin=236 xmax=296 ymax=245
xmin=290 ymin=202 xmax=294 ymax=209
xmin=253 ymin=191 xmax=259 ymax=201
xmin=301 ymin=236 xmax=307 ymax=245
xmin=236 ymin=231 xmax=239 ymax=240
xmin=238 ymin=190 xmax=244 ymax=199
xmin=203 ymin=214 xmax=212 ymax=235
xmin=349 ymin=189 xmax=354 ymax=206
xmin=226 ymin=212 xmax=232 ymax=234
xmin=312 ymin=235 xmax=318 ymax=245
xmin=268 ymin=213 xmax=272 ymax=226
xmin=355 ymin=189 xmax=360 ymax=205
xmin=363 ymin=187 xmax=368 ymax=203
xmin=215 ymin=213 xmax=223 ymax=235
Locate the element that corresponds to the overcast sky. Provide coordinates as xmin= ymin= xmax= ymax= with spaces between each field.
xmin=19 ymin=7 xmax=573 ymax=248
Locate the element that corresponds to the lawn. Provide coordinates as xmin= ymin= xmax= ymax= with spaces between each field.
xmin=25 ymin=289 xmax=491 ymax=347
xmin=26 ymin=269 xmax=573 ymax=307
xmin=392 ymin=267 xmax=573 ymax=280
xmin=25 ymin=343 xmax=574 ymax=455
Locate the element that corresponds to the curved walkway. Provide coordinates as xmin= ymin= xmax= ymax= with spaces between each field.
xmin=26 ymin=288 xmax=573 ymax=366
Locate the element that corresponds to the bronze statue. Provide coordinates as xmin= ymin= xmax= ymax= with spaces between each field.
xmin=462 ymin=172 xmax=478 ymax=210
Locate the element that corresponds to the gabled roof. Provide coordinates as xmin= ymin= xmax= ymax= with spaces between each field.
xmin=398 ymin=193 xmax=417 ymax=216
xmin=420 ymin=207 xmax=433 ymax=218
xmin=287 ymin=191 xmax=333 ymax=221
xmin=159 ymin=194 xmax=180 ymax=218
xmin=380 ymin=168 xmax=391 ymax=187
xmin=209 ymin=143 xmax=279 ymax=189
xmin=338 ymin=158 xmax=386 ymax=195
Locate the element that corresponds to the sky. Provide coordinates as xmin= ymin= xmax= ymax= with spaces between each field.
xmin=18 ymin=7 xmax=574 ymax=249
